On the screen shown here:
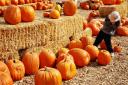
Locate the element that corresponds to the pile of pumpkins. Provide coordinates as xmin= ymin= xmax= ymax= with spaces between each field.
xmin=0 ymin=32 xmax=121 ymax=85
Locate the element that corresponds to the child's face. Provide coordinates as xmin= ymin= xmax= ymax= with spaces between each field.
xmin=109 ymin=15 xmax=116 ymax=23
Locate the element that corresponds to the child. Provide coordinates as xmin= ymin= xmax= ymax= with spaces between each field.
xmin=93 ymin=11 xmax=121 ymax=57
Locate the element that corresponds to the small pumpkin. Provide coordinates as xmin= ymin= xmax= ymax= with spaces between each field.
xmin=22 ymin=51 xmax=39 ymax=75
xmin=49 ymin=9 xmax=60 ymax=19
xmin=85 ymin=45 xmax=99 ymax=61
xmin=0 ymin=72 xmax=13 ymax=85
xmin=56 ymin=56 xmax=77 ymax=80
xmin=63 ymin=1 xmax=77 ymax=16
xmin=20 ymin=5 xmax=35 ymax=22
xmin=68 ymin=48 xmax=90 ymax=67
xmin=97 ymin=50 xmax=112 ymax=65
xmin=68 ymin=40 xmax=83 ymax=49
xmin=113 ymin=44 xmax=122 ymax=53
xmin=4 ymin=5 xmax=21 ymax=25
xmin=57 ymin=48 xmax=69 ymax=57
xmin=39 ymin=48 xmax=56 ymax=68
xmin=35 ymin=67 xmax=62 ymax=85
xmin=6 ymin=58 xmax=25 ymax=81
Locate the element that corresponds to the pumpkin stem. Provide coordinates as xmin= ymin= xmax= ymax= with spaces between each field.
xmin=18 ymin=48 xmax=28 ymax=60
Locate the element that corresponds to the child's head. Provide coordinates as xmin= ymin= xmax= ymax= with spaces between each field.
xmin=109 ymin=11 xmax=120 ymax=23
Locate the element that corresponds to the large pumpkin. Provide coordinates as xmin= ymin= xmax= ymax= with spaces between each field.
xmin=6 ymin=59 xmax=25 ymax=81
xmin=35 ymin=67 xmax=62 ymax=85
xmin=0 ymin=61 xmax=10 ymax=76
xmin=80 ymin=36 xmax=94 ymax=49
xmin=56 ymin=56 xmax=77 ymax=80
xmin=39 ymin=48 xmax=56 ymax=68
xmin=85 ymin=45 xmax=99 ymax=61
xmin=22 ymin=51 xmax=39 ymax=75
xmin=56 ymin=53 xmax=74 ymax=64
xmin=116 ymin=26 xmax=128 ymax=36
xmin=4 ymin=5 xmax=21 ymax=25
xmin=68 ymin=48 xmax=90 ymax=67
xmin=102 ymin=0 xmax=116 ymax=5
xmin=97 ymin=50 xmax=112 ymax=65
xmin=0 ymin=72 xmax=13 ymax=85
xmin=20 ymin=5 xmax=35 ymax=22
xmin=68 ymin=40 xmax=83 ymax=49
xmin=63 ymin=1 xmax=77 ymax=16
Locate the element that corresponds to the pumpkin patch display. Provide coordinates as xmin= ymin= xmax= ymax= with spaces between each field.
xmin=22 ymin=51 xmax=39 ymax=75
xmin=35 ymin=67 xmax=62 ymax=85
xmin=20 ymin=6 xmax=35 ymax=22
xmin=63 ymin=1 xmax=77 ymax=16
xmin=97 ymin=50 xmax=112 ymax=65
xmin=85 ymin=45 xmax=99 ymax=61
xmin=56 ymin=55 xmax=77 ymax=80
xmin=0 ymin=72 xmax=13 ymax=85
xmin=68 ymin=40 xmax=83 ymax=49
xmin=4 ymin=5 xmax=21 ymax=25
xmin=6 ymin=59 xmax=25 ymax=81
xmin=39 ymin=48 xmax=56 ymax=68
xmin=68 ymin=48 xmax=90 ymax=67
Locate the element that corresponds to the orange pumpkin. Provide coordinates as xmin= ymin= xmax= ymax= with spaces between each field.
xmin=57 ymin=48 xmax=69 ymax=57
xmin=24 ymin=0 xmax=29 ymax=3
xmin=6 ymin=59 xmax=25 ymax=81
xmin=113 ymin=44 xmax=122 ymax=53
xmin=102 ymin=0 xmax=116 ymax=5
xmin=85 ymin=45 xmax=99 ymax=61
xmin=0 ymin=72 xmax=13 ymax=85
xmin=68 ymin=40 xmax=83 ymax=49
xmin=49 ymin=9 xmax=60 ymax=19
xmin=56 ymin=55 xmax=77 ymax=80
xmin=80 ymin=36 xmax=93 ymax=49
xmin=0 ymin=61 xmax=10 ymax=76
xmin=20 ymin=6 xmax=35 ymax=22
xmin=35 ymin=67 xmax=62 ymax=85
xmin=4 ymin=5 xmax=21 ymax=25
xmin=63 ymin=1 xmax=77 ymax=16
xmin=56 ymin=53 xmax=74 ymax=64
xmin=39 ymin=48 xmax=56 ymax=68
xmin=0 ymin=0 xmax=5 ymax=6
xmin=22 ymin=51 xmax=39 ymax=75
xmin=11 ymin=0 xmax=18 ymax=5
xmin=97 ymin=50 xmax=112 ymax=65
xmin=5 ymin=0 xmax=11 ymax=5
xmin=116 ymin=26 xmax=128 ymax=36
xmin=18 ymin=0 xmax=25 ymax=4
xmin=68 ymin=48 xmax=90 ymax=67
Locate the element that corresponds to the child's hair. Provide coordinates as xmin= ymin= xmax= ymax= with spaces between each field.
xmin=109 ymin=11 xmax=121 ymax=22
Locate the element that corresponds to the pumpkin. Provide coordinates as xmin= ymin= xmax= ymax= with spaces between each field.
xmin=80 ymin=36 xmax=93 ymax=49
xmin=6 ymin=59 xmax=25 ymax=81
xmin=68 ymin=40 xmax=83 ymax=49
xmin=37 ymin=2 xmax=43 ymax=10
xmin=24 ymin=0 xmax=29 ymax=3
xmin=56 ymin=53 xmax=74 ymax=64
xmin=0 ymin=0 xmax=5 ymax=6
xmin=22 ymin=51 xmax=39 ymax=75
xmin=4 ymin=5 xmax=21 ymax=25
xmin=39 ymin=48 xmax=56 ymax=68
xmin=0 ymin=72 xmax=13 ymax=85
xmin=18 ymin=0 xmax=25 ymax=4
xmin=20 ymin=6 xmax=35 ymax=22
xmin=57 ymin=48 xmax=69 ymax=57
xmin=102 ymin=0 xmax=116 ymax=5
xmin=43 ymin=12 xmax=50 ymax=17
xmin=97 ymin=50 xmax=112 ymax=65
xmin=113 ymin=44 xmax=122 ymax=53
xmin=116 ymin=0 xmax=124 ymax=4
xmin=35 ymin=67 xmax=62 ymax=85
xmin=68 ymin=48 xmax=90 ymax=67
xmin=85 ymin=45 xmax=99 ymax=61
xmin=63 ymin=1 xmax=77 ymax=16
xmin=116 ymin=26 xmax=128 ymax=36
xmin=0 ymin=61 xmax=10 ymax=76
xmin=5 ymin=0 xmax=11 ymax=5
xmin=56 ymin=55 xmax=77 ymax=80
xmin=49 ymin=9 xmax=60 ymax=19
xmin=11 ymin=0 xmax=18 ymax=5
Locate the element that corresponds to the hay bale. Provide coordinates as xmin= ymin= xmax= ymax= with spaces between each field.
xmin=99 ymin=1 xmax=128 ymax=17
xmin=0 ymin=11 xmax=83 ymax=59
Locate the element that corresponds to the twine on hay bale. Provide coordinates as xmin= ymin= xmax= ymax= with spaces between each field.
xmin=0 ymin=11 xmax=83 ymax=60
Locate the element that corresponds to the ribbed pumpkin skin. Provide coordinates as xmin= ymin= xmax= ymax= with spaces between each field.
xmin=68 ymin=40 xmax=83 ymax=49
xmin=68 ymin=48 xmax=90 ymax=67
xmin=0 ymin=61 xmax=10 ymax=76
xmin=63 ymin=1 xmax=77 ymax=16
xmin=22 ymin=52 xmax=39 ymax=75
xmin=56 ymin=56 xmax=77 ymax=80
xmin=57 ymin=48 xmax=69 ymax=57
xmin=35 ymin=67 xmax=62 ymax=85
xmin=4 ymin=5 xmax=21 ymax=25
xmin=6 ymin=59 xmax=25 ymax=81
xmin=0 ymin=72 xmax=13 ymax=85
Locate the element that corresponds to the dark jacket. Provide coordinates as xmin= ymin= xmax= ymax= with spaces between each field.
xmin=101 ymin=16 xmax=120 ymax=35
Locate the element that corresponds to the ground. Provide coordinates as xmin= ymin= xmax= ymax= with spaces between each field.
xmin=14 ymin=8 xmax=128 ymax=85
